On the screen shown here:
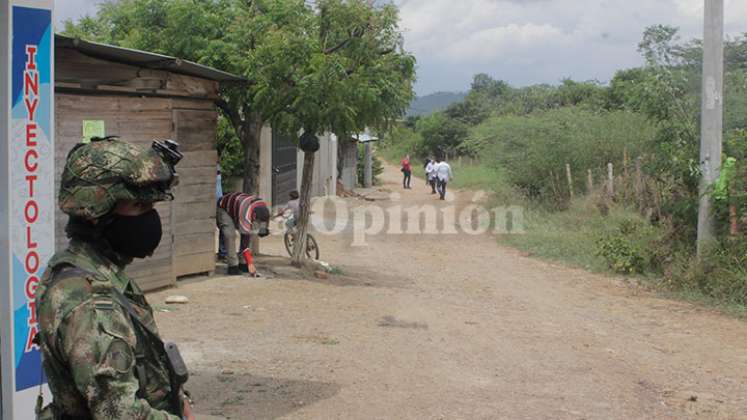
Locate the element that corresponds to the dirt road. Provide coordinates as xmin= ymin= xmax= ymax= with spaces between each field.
xmin=152 ymin=164 xmax=747 ymax=419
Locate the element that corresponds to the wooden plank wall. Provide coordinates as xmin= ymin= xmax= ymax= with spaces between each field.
xmin=55 ymin=93 xmax=176 ymax=291
xmin=172 ymin=104 xmax=218 ymax=277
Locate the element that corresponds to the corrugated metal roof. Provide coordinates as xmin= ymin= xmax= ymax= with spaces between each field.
xmin=55 ymin=34 xmax=245 ymax=83
xmin=355 ymin=133 xmax=379 ymax=143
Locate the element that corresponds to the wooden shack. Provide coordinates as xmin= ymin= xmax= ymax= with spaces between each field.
xmin=54 ymin=35 xmax=243 ymax=291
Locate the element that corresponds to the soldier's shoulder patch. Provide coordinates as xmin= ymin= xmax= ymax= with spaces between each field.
xmin=101 ymin=338 xmax=135 ymax=375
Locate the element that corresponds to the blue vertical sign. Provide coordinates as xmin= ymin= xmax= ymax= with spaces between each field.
xmin=1 ymin=1 xmax=54 ymax=418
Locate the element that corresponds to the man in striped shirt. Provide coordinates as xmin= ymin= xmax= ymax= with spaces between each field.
xmin=217 ymin=192 xmax=271 ymax=274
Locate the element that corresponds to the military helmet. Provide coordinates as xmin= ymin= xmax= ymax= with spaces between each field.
xmin=59 ymin=137 xmax=181 ymax=219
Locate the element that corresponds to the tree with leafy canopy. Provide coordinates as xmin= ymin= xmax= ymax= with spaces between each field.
xmin=416 ymin=112 xmax=469 ymax=157
xmin=65 ymin=0 xmax=416 ymax=264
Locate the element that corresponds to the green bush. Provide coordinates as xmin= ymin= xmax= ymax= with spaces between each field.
xmin=596 ymin=235 xmax=647 ymax=275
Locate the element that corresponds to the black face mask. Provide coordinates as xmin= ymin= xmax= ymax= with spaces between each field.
xmin=103 ymin=209 xmax=163 ymax=259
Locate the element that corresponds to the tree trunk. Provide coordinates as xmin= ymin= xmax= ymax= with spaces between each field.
xmin=241 ymin=114 xmax=263 ymax=195
xmin=237 ymin=114 xmax=263 ymax=254
xmin=292 ymin=150 xmax=316 ymax=266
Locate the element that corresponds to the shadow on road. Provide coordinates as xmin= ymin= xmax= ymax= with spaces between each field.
xmin=190 ymin=370 xmax=340 ymax=419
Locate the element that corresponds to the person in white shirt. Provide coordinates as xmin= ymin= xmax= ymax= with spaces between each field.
xmin=434 ymin=157 xmax=453 ymax=200
xmin=276 ymin=190 xmax=301 ymax=229
xmin=424 ymin=158 xmax=437 ymax=194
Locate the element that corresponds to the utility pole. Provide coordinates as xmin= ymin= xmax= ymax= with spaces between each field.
xmin=363 ymin=142 xmax=373 ymax=188
xmin=697 ymin=0 xmax=725 ymax=257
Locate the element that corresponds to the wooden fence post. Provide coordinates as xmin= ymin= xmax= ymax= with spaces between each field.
xmin=635 ymin=157 xmax=643 ymax=210
xmin=607 ymin=162 xmax=614 ymax=197
xmin=550 ymin=170 xmax=559 ymax=199
xmin=730 ymin=205 xmax=739 ymax=236
xmin=587 ymin=169 xmax=593 ymax=193
xmin=565 ymin=163 xmax=574 ymax=199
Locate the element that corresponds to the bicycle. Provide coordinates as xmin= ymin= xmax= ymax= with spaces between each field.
xmin=276 ymin=214 xmax=320 ymax=260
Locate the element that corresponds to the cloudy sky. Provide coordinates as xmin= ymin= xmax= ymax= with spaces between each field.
xmin=57 ymin=0 xmax=747 ymax=95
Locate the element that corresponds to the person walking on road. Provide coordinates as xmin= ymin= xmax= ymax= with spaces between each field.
xmin=435 ymin=157 xmax=453 ymax=200
xmin=401 ymin=154 xmax=412 ymax=189
xmin=423 ymin=158 xmax=431 ymax=187
xmin=425 ymin=158 xmax=438 ymax=194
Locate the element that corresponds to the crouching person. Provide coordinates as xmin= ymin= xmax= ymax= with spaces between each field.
xmin=217 ymin=192 xmax=271 ymax=274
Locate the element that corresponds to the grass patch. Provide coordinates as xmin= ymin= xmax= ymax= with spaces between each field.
xmin=500 ymin=197 xmax=663 ymax=274
xmin=449 ymin=161 xmax=500 ymax=191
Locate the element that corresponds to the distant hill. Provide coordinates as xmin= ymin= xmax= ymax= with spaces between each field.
xmin=407 ymin=91 xmax=466 ymax=116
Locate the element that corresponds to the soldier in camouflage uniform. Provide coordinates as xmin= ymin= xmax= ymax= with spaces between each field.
xmin=35 ymin=137 xmax=194 ymax=420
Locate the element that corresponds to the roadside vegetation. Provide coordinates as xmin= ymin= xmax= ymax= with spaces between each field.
xmin=381 ymin=25 xmax=747 ymax=311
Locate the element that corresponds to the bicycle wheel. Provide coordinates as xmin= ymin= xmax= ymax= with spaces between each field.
xmin=305 ymin=234 xmax=320 ymax=260
xmin=284 ymin=231 xmax=295 ymax=257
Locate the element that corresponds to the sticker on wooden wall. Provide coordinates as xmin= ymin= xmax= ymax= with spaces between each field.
xmin=82 ymin=120 xmax=105 ymax=143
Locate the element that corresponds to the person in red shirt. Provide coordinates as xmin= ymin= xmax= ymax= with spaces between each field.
xmin=401 ymin=154 xmax=412 ymax=189
xmin=217 ymin=192 xmax=271 ymax=274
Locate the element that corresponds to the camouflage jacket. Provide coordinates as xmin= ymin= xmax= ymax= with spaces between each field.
xmin=36 ymin=240 xmax=180 ymax=420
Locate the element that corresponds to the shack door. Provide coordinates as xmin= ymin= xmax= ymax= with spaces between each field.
xmin=272 ymin=131 xmax=297 ymax=206
xmin=172 ymin=107 xmax=219 ymax=278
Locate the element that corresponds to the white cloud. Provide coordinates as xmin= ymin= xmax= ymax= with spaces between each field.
xmin=444 ymin=23 xmax=569 ymax=61
xmin=674 ymin=0 xmax=703 ymax=19
xmin=394 ymin=0 xmax=747 ymax=94
xmin=55 ymin=0 xmax=105 ymax=25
